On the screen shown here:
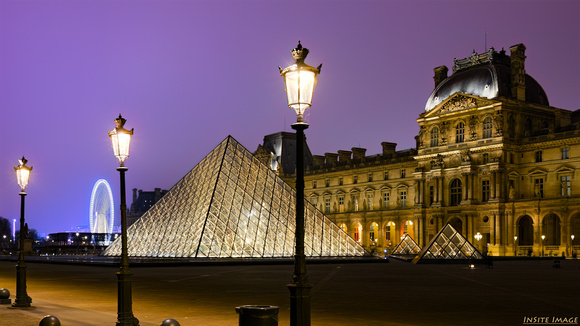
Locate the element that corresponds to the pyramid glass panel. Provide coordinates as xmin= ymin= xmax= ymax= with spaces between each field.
xmin=413 ymin=223 xmax=483 ymax=263
xmin=392 ymin=234 xmax=421 ymax=255
xmin=103 ymin=136 xmax=366 ymax=258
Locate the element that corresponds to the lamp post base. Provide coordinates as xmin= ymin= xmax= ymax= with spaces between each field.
xmin=12 ymin=262 xmax=31 ymax=308
xmin=287 ymin=282 xmax=312 ymax=326
xmin=116 ymin=269 xmax=138 ymax=326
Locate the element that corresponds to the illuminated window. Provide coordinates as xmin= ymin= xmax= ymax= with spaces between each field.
xmin=338 ymin=195 xmax=345 ymax=212
xmin=324 ymin=198 xmax=330 ymax=213
xmin=456 ymin=121 xmax=465 ymax=143
xmin=535 ymin=151 xmax=542 ymax=163
xmin=400 ymin=191 xmax=407 ymax=208
xmin=430 ymin=127 xmax=439 ymax=147
xmin=534 ymin=178 xmax=544 ymax=198
xmin=562 ymin=147 xmax=570 ymax=159
xmin=450 ymin=178 xmax=462 ymax=206
xmin=482 ymin=116 xmax=493 ymax=139
xmin=482 ymin=180 xmax=490 ymax=202
xmin=369 ymin=224 xmax=376 ymax=241
xmin=561 ymin=176 xmax=571 ymax=197
xmin=354 ymin=225 xmax=361 ymax=242
xmin=383 ymin=192 xmax=389 ymax=209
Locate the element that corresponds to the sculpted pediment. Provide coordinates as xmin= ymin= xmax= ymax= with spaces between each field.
xmin=423 ymin=93 xmax=496 ymax=118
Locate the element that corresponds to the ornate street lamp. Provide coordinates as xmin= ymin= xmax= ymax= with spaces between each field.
xmin=12 ymin=157 xmax=32 ymax=308
xmin=108 ymin=114 xmax=138 ymax=326
xmin=541 ymin=235 xmax=545 ymax=257
xmin=280 ymin=41 xmax=321 ymax=326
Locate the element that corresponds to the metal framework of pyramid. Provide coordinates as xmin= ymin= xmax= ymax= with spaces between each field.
xmin=103 ymin=136 xmax=366 ymax=258
xmin=392 ymin=234 xmax=421 ymax=256
xmin=412 ymin=223 xmax=483 ymax=263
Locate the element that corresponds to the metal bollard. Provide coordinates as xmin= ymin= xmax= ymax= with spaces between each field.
xmin=161 ymin=318 xmax=181 ymax=326
xmin=39 ymin=315 xmax=61 ymax=326
xmin=236 ymin=305 xmax=279 ymax=326
xmin=0 ymin=288 xmax=11 ymax=304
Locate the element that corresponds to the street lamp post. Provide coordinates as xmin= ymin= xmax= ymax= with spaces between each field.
xmin=514 ymin=236 xmax=518 ymax=257
xmin=541 ymin=235 xmax=545 ymax=257
xmin=109 ymin=114 xmax=138 ymax=326
xmin=280 ymin=41 xmax=321 ymax=326
xmin=12 ymin=157 xmax=32 ymax=308
xmin=571 ymin=235 xmax=575 ymax=258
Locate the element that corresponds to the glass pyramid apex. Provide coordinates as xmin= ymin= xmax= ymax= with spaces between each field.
xmin=103 ymin=136 xmax=366 ymax=258
xmin=392 ymin=234 xmax=421 ymax=255
xmin=412 ymin=222 xmax=483 ymax=263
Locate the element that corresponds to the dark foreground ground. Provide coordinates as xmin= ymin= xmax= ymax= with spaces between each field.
xmin=0 ymin=259 xmax=578 ymax=325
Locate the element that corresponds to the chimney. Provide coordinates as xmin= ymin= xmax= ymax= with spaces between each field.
xmin=338 ymin=150 xmax=352 ymax=163
xmin=433 ymin=66 xmax=448 ymax=88
xmin=381 ymin=142 xmax=397 ymax=156
xmin=324 ymin=153 xmax=338 ymax=164
xmin=155 ymin=188 xmax=161 ymax=202
xmin=351 ymin=147 xmax=367 ymax=160
xmin=510 ymin=43 xmax=526 ymax=101
xmin=312 ymin=155 xmax=326 ymax=167
xmin=132 ymin=188 xmax=137 ymax=203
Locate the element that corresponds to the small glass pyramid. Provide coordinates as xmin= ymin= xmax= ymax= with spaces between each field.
xmin=103 ymin=136 xmax=366 ymax=258
xmin=412 ymin=222 xmax=483 ymax=263
xmin=392 ymin=234 xmax=421 ymax=255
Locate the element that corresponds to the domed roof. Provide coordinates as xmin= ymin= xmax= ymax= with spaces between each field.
xmin=424 ymin=48 xmax=549 ymax=112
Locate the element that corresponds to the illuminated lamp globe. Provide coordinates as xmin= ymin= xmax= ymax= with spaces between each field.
xmin=14 ymin=157 xmax=32 ymax=193
xmin=108 ymin=114 xmax=133 ymax=166
xmin=279 ymin=41 xmax=322 ymax=123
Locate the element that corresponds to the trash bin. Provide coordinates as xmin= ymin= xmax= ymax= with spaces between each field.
xmin=236 ymin=305 xmax=279 ymax=326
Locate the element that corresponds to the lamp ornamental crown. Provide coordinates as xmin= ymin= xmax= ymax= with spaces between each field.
xmin=291 ymin=41 xmax=309 ymax=63
xmin=114 ymin=114 xmax=126 ymax=128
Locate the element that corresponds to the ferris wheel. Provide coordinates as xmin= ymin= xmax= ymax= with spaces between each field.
xmin=89 ymin=179 xmax=114 ymax=234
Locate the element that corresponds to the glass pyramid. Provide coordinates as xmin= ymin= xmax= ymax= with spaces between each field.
xmin=412 ymin=223 xmax=483 ymax=263
xmin=103 ymin=136 xmax=366 ymax=258
xmin=392 ymin=234 xmax=421 ymax=255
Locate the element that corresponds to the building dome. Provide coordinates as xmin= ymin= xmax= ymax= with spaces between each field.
xmin=425 ymin=46 xmax=549 ymax=112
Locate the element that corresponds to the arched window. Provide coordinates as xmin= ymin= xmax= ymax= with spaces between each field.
xmin=370 ymin=223 xmax=378 ymax=241
xmin=456 ymin=121 xmax=465 ymax=143
xmin=482 ymin=116 xmax=493 ymax=139
xmin=430 ymin=127 xmax=439 ymax=147
xmin=543 ymin=214 xmax=561 ymax=246
xmin=450 ymin=178 xmax=462 ymax=206
xmin=354 ymin=224 xmax=362 ymax=242
xmin=340 ymin=223 xmax=347 ymax=233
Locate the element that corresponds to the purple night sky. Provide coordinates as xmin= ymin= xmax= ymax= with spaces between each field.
xmin=1 ymin=1 xmax=578 ymax=235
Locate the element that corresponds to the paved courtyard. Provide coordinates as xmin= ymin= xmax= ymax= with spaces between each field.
xmin=0 ymin=259 xmax=578 ymax=325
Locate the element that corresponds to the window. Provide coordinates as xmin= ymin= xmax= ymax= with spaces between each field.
xmin=384 ymin=171 xmax=389 ymax=180
xmin=339 ymin=177 xmax=343 ymax=186
xmin=562 ymin=147 xmax=570 ymax=160
xmin=429 ymin=185 xmax=434 ymax=205
xmin=535 ymin=151 xmax=542 ymax=163
xmin=430 ymin=127 xmax=439 ymax=147
xmin=312 ymin=198 xmax=317 ymax=206
xmin=367 ymin=194 xmax=373 ymax=210
xmin=456 ymin=121 xmax=465 ymax=143
xmin=354 ymin=225 xmax=361 ymax=242
xmin=313 ymin=181 xmax=317 ymax=189
xmin=400 ymin=191 xmax=407 ymax=208
xmin=401 ymin=169 xmax=406 ymax=178
xmin=368 ymin=173 xmax=373 ymax=182
xmin=369 ymin=224 xmax=375 ymax=241
xmin=353 ymin=175 xmax=358 ymax=184
xmin=325 ymin=179 xmax=330 ymax=187
xmin=385 ymin=225 xmax=391 ymax=241
xmin=383 ymin=192 xmax=389 ymax=209
xmin=482 ymin=153 xmax=489 ymax=164
xmin=482 ymin=116 xmax=493 ymax=139
xmin=482 ymin=180 xmax=490 ymax=202
xmin=561 ymin=176 xmax=571 ymax=197
xmin=338 ymin=195 xmax=345 ymax=212
xmin=534 ymin=178 xmax=544 ymax=198
xmin=450 ymin=178 xmax=462 ymax=206
xmin=324 ymin=198 xmax=330 ymax=213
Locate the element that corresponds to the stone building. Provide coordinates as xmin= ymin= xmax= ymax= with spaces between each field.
xmin=127 ymin=188 xmax=168 ymax=226
xmin=265 ymin=44 xmax=580 ymax=257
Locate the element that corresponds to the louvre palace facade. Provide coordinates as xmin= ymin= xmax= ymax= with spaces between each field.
xmin=261 ymin=44 xmax=580 ymax=257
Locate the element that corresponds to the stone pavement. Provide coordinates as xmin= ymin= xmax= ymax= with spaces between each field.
xmin=0 ymin=259 xmax=578 ymax=325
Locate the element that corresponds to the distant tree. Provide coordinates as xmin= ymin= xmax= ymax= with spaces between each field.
xmin=15 ymin=227 xmax=40 ymax=242
xmin=0 ymin=217 xmax=11 ymax=239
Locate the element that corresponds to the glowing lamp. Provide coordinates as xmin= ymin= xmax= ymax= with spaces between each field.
xmin=279 ymin=41 xmax=322 ymax=123
xmin=14 ymin=157 xmax=32 ymax=193
xmin=474 ymin=232 xmax=482 ymax=241
xmin=108 ymin=114 xmax=133 ymax=166
xmin=541 ymin=235 xmax=545 ymax=240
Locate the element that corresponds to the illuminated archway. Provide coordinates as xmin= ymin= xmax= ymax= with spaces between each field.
xmin=353 ymin=223 xmax=362 ymax=243
xmin=401 ymin=220 xmax=414 ymax=239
